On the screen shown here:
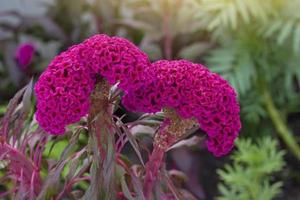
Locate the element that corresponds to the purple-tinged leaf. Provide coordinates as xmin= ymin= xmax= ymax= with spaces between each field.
xmin=161 ymin=169 xmax=180 ymax=200
xmin=0 ymin=142 xmax=41 ymax=198
xmin=115 ymin=117 xmax=145 ymax=167
xmin=21 ymin=78 xmax=33 ymax=113
xmin=65 ymin=158 xmax=80 ymax=182
xmin=32 ymin=135 xmax=47 ymax=168
xmin=116 ymin=132 xmax=128 ymax=153
xmin=29 ymin=170 xmax=39 ymax=200
xmin=129 ymin=170 xmax=145 ymax=200
xmin=120 ymin=170 xmax=135 ymax=200
xmin=154 ymin=181 xmax=164 ymax=200
xmin=167 ymin=136 xmax=202 ymax=151
xmin=0 ymin=85 xmax=27 ymax=140
xmin=59 ymin=129 xmax=81 ymax=160
xmin=55 ymin=148 xmax=88 ymax=200
xmin=11 ymin=79 xmax=34 ymax=147
xmin=37 ymin=131 xmax=82 ymax=200
xmin=130 ymin=125 xmax=156 ymax=137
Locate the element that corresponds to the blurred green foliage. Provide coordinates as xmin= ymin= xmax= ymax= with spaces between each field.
xmin=217 ymin=138 xmax=285 ymax=200
xmin=197 ymin=0 xmax=300 ymax=159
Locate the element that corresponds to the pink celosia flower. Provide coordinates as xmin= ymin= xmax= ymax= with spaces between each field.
xmin=123 ymin=60 xmax=241 ymax=156
xmin=15 ymin=43 xmax=35 ymax=69
xmin=35 ymin=34 xmax=150 ymax=135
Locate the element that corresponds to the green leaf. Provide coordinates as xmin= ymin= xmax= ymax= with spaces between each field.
xmin=293 ymin=25 xmax=300 ymax=52
xmin=277 ymin=21 xmax=294 ymax=45
xmin=217 ymin=137 xmax=285 ymax=200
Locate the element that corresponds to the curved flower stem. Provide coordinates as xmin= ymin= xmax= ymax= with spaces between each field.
xmin=262 ymin=87 xmax=300 ymax=160
xmin=143 ymin=110 xmax=197 ymax=199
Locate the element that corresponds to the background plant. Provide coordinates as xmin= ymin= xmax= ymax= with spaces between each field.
xmin=217 ymin=137 xmax=285 ymax=200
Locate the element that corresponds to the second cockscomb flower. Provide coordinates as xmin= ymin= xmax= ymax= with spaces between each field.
xmin=123 ymin=60 xmax=241 ymax=156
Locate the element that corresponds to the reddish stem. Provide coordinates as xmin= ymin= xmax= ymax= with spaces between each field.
xmin=143 ymin=144 xmax=165 ymax=199
xmin=143 ymin=115 xmax=189 ymax=199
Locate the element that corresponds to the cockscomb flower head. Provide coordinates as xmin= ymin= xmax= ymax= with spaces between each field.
xmin=81 ymin=35 xmax=150 ymax=90
xmin=15 ymin=43 xmax=35 ymax=69
xmin=123 ymin=60 xmax=241 ymax=156
xmin=35 ymin=34 xmax=150 ymax=135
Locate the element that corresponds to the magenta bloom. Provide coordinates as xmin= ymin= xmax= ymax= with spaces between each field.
xmin=15 ymin=43 xmax=35 ymax=69
xmin=35 ymin=34 xmax=150 ymax=135
xmin=123 ymin=60 xmax=241 ymax=156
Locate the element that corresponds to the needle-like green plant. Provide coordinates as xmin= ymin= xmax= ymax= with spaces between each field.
xmin=217 ymin=137 xmax=285 ymax=200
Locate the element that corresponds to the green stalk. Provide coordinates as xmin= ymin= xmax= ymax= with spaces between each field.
xmin=262 ymin=86 xmax=300 ymax=160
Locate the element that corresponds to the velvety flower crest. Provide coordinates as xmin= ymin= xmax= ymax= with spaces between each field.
xmin=122 ymin=60 xmax=241 ymax=156
xmin=35 ymin=34 xmax=150 ymax=134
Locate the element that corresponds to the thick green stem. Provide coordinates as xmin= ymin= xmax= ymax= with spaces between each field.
xmin=262 ymin=87 xmax=300 ymax=160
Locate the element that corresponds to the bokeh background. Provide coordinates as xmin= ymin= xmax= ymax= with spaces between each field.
xmin=0 ymin=0 xmax=300 ymax=199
